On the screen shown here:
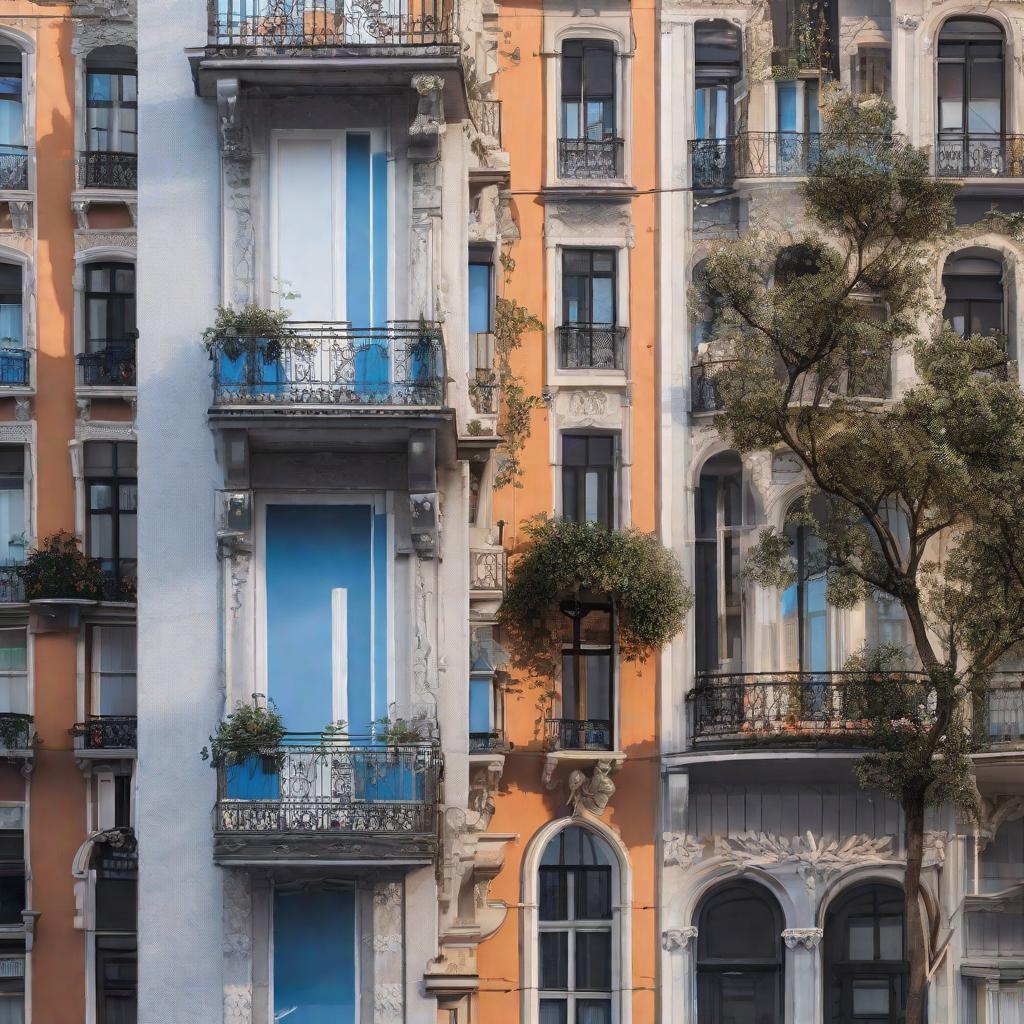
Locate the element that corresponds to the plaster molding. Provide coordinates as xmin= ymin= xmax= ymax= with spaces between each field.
xmin=895 ymin=14 xmax=920 ymax=30
xmin=977 ymin=796 xmax=1024 ymax=851
xmin=373 ymin=882 xmax=403 ymax=908
xmin=74 ymin=420 xmax=136 ymax=442
xmin=545 ymin=201 xmax=632 ymax=241
xmin=12 ymin=400 xmax=30 ymax=425
xmin=7 ymin=202 xmax=30 ymax=232
xmin=364 ymin=933 xmax=402 ymax=954
xmin=75 ymin=230 xmax=135 ymax=253
xmin=663 ymin=832 xmax=705 ymax=869
xmin=553 ymin=386 xmax=622 ymax=430
xmin=923 ymin=830 xmax=951 ymax=868
xmin=71 ymin=15 xmax=136 ymax=57
xmin=0 ymin=422 xmax=32 ymax=446
xmin=373 ymin=982 xmax=404 ymax=1021
xmin=782 ymin=927 xmax=823 ymax=950
xmin=662 ymin=926 xmax=698 ymax=951
xmin=567 ymin=759 xmax=617 ymax=817
xmin=412 ymin=556 xmax=434 ymax=692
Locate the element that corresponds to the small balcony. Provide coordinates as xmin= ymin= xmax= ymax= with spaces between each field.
xmin=934 ymin=133 xmax=1024 ymax=178
xmin=76 ymin=339 xmax=137 ymax=390
xmin=690 ymin=362 xmax=731 ymax=413
xmin=72 ymin=716 xmax=138 ymax=755
xmin=213 ymin=736 xmax=442 ymax=864
xmin=0 ymin=566 xmax=24 ymax=604
xmin=0 ymin=715 xmax=33 ymax=756
xmin=975 ymin=679 xmax=1024 ymax=748
xmin=469 ymin=730 xmax=508 ymax=754
xmin=690 ymin=671 xmax=928 ymax=747
xmin=99 ymin=570 xmax=136 ymax=604
xmin=0 ymin=148 xmax=28 ymax=192
xmin=76 ymin=152 xmax=138 ymax=191
xmin=209 ymin=321 xmax=447 ymax=409
xmin=545 ymin=717 xmax=612 ymax=752
xmin=557 ymin=138 xmax=624 ymax=181
xmin=0 ymin=350 xmax=29 ymax=389
xmin=557 ymin=324 xmax=626 ymax=371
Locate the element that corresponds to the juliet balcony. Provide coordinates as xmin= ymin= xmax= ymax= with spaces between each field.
xmin=557 ymin=324 xmax=627 ymax=371
xmin=934 ymin=133 xmax=1024 ymax=179
xmin=545 ymin=717 xmax=613 ymax=752
xmin=76 ymin=152 xmax=138 ymax=192
xmin=557 ymin=137 xmax=625 ymax=181
xmin=76 ymin=338 xmax=137 ymax=391
xmin=72 ymin=716 xmax=138 ymax=757
xmin=212 ymin=736 xmax=442 ymax=864
xmin=0 ymin=147 xmax=28 ymax=192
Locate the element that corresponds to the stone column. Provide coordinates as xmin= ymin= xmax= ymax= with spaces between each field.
xmin=783 ymin=928 xmax=824 ymax=1024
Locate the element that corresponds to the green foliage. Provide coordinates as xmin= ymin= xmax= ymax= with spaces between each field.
xmin=498 ymin=516 xmax=692 ymax=676
xmin=18 ymin=531 xmax=103 ymax=601
xmin=202 ymin=697 xmax=286 ymax=770
xmin=202 ymin=303 xmax=304 ymax=363
xmin=0 ymin=715 xmax=32 ymax=751
xmin=372 ymin=714 xmax=435 ymax=745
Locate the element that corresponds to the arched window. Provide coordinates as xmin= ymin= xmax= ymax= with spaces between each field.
xmin=937 ymin=18 xmax=1004 ymax=176
xmin=942 ymin=250 xmax=1003 ymax=340
xmin=782 ymin=492 xmax=832 ymax=674
xmin=538 ymin=825 xmax=614 ymax=1024
xmin=824 ymin=883 xmax=907 ymax=1024
xmin=0 ymin=46 xmax=25 ymax=191
xmin=84 ymin=46 xmax=137 ymax=189
xmin=696 ymin=880 xmax=784 ymax=1024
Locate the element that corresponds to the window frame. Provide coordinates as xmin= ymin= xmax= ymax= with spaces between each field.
xmin=85 ymin=66 xmax=138 ymax=156
xmin=561 ymin=433 xmax=617 ymax=528
xmin=84 ymin=261 xmax=136 ymax=352
xmin=558 ymin=595 xmax=615 ymax=750
xmin=561 ymin=248 xmax=618 ymax=329
xmin=937 ymin=18 xmax=1004 ymax=138
xmin=85 ymin=441 xmax=137 ymax=597
xmin=559 ymin=39 xmax=617 ymax=141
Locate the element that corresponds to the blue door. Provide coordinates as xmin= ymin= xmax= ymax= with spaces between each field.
xmin=274 ymin=886 xmax=356 ymax=1023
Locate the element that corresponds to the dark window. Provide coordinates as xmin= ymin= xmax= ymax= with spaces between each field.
xmin=0 ymin=49 xmax=23 ymax=151
xmin=563 ymin=249 xmax=616 ymax=326
xmin=86 ymin=263 xmax=136 ymax=354
xmin=85 ymin=442 xmax=137 ymax=596
xmin=697 ymin=881 xmax=784 ymax=1024
xmin=96 ymin=935 xmax=137 ymax=1024
xmin=938 ymin=19 xmax=1003 ymax=137
xmin=539 ymin=826 xmax=614 ymax=1024
xmin=114 ymin=774 xmax=132 ymax=830
xmin=694 ymin=21 xmax=741 ymax=140
xmin=562 ymin=434 xmax=615 ymax=528
xmin=86 ymin=47 xmax=137 ymax=156
xmin=0 ymin=823 xmax=24 ymax=928
xmin=561 ymin=41 xmax=615 ymax=140
xmin=943 ymin=252 xmax=1004 ymax=340
xmin=0 ymin=264 xmax=22 ymax=348
xmin=824 ymin=884 xmax=907 ymax=1024
xmin=557 ymin=597 xmax=613 ymax=749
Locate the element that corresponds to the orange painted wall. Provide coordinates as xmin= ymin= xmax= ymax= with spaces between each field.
xmin=480 ymin=0 xmax=661 ymax=1017
xmin=6 ymin=3 xmax=87 ymax=1020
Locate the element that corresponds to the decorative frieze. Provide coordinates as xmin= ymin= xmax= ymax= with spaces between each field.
xmin=782 ymin=928 xmax=823 ymax=950
xmin=663 ymin=832 xmax=705 ymax=869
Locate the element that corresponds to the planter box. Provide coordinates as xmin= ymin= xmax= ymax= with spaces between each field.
xmin=28 ymin=597 xmax=98 ymax=633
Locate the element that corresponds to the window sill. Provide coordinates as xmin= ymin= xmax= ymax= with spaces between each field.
xmin=542 ymin=748 xmax=625 ymax=788
xmin=549 ymin=369 xmax=628 ymax=390
xmin=75 ymin=384 xmax=137 ymax=402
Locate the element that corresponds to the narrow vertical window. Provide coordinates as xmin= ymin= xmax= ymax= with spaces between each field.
xmin=559 ymin=41 xmax=620 ymax=178
xmin=555 ymin=598 xmax=613 ymax=750
xmin=85 ymin=442 xmax=138 ymax=600
xmin=0 ymin=51 xmax=23 ymax=150
xmin=0 ymin=265 xmax=25 ymax=385
xmin=0 ymin=807 xmax=24 ymax=1023
xmin=560 ymin=250 xmax=621 ymax=370
xmin=0 ymin=450 xmax=24 ymax=565
xmin=561 ymin=434 xmax=615 ymax=528
xmin=84 ymin=48 xmax=138 ymax=190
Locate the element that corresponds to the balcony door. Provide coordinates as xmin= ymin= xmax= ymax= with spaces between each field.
xmin=262 ymin=501 xmax=390 ymax=736
xmin=781 ymin=493 xmax=833 ymax=677
xmin=776 ymin=79 xmax=820 ymax=174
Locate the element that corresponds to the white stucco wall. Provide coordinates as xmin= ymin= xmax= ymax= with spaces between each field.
xmin=136 ymin=0 xmax=224 ymax=1019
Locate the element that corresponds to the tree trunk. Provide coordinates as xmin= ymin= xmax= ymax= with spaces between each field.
xmin=903 ymin=793 xmax=928 ymax=1024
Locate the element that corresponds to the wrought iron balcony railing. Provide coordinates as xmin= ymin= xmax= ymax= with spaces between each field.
xmin=0 ymin=147 xmax=28 ymax=191
xmin=690 ymin=671 xmax=929 ymax=745
xmin=470 ymin=547 xmax=505 ymax=592
xmin=545 ymin=717 xmax=613 ymax=751
xmin=557 ymin=324 xmax=627 ymax=371
xmin=469 ymin=730 xmax=507 ymax=753
xmin=209 ymin=321 xmax=446 ymax=407
xmin=557 ymin=137 xmax=625 ymax=180
xmin=214 ymin=736 xmax=441 ymax=862
xmin=0 ymin=349 xmax=28 ymax=388
xmin=73 ymin=716 xmax=138 ymax=751
xmin=99 ymin=569 xmax=137 ymax=603
xmin=975 ymin=680 xmax=1024 ymax=746
xmin=690 ymin=362 xmax=733 ymax=413
xmin=77 ymin=339 xmax=136 ymax=388
xmin=208 ymin=0 xmax=457 ymax=50
xmin=77 ymin=151 xmax=138 ymax=190
xmin=0 ymin=714 xmax=33 ymax=752
xmin=0 ymin=565 xmax=24 ymax=604
xmin=934 ymin=133 xmax=1024 ymax=178
xmin=689 ymin=132 xmax=912 ymax=190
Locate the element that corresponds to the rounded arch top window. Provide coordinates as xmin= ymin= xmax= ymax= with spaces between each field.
xmin=942 ymin=249 xmax=1003 ymax=340
xmin=696 ymin=880 xmax=784 ymax=1024
xmin=824 ymin=883 xmax=907 ymax=1024
xmin=538 ymin=824 xmax=615 ymax=1024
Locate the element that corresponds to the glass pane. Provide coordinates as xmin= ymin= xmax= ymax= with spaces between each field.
xmin=539 ymin=932 xmax=568 ymax=989
xmin=0 ymin=630 xmax=25 ymax=672
xmin=968 ymin=61 xmax=1002 ymax=134
xmin=87 ymin=298 xmax=108 ymax=343
xmin=591 ymin=279 xmax=614 ymax=325
xmin=576 ymin=999 xmax=611 ymax=1024
xmin=575 ymin=868 xmax=611 ymax=920
xmin=119 ymin=483 xmax=138 ymax=513
xmin=879 ymin=916 xmax=903 ymax=960
xmin=777 ymin=81 xmax=797 ymax=132
xmin=0 ymin=994 xmax=23 ymax=1024
xmin=0 ymin=304 xmax=21 ymax=346
xmin=717 ymin=972 xmax=777 ymax=1024
xmin=580 ymin=655 xmax=611 ymax=720
xmin=938 ymin=63 xmax=965 ymax=131
xmin=118 ymin=513 xmax=137 ymax=561
xmin=848 ymin=918 xmax=875 ymax=960
xmin=88 ymin=266 xmax=111 ymax=292
xmin=113 ymin=267 xmax=135 ymax=293
xmin=702 ymin=889 xmax=779 ymax=960
xmin=121 ymin=74 xmax=137 ymax=103
xmin=85 ymin=442 xmax=115 ymax=472
xmin=87 ymin=73 xmax=114 ymax=102
xmin=853 ymin=980 xmax=890 ymax=1015
xmin=89 ymin=483 xmax=113 ymax=512
xmin=468 ymin=676 xmax=492 ymax=734
xmin=540 ymin=1000 xmax=568 ymax=1024
xmin=0 ymin=97 xmax=23 ymax=149
xmin=468 ymin=263 xmax=492 ymax=334
xmin=574 ymin=931 xmax=612 ymax=990
xmin=89 ymin=514 xmax=114 ymax=562
xmin=540 ymin=869 xmax=567 ymax=920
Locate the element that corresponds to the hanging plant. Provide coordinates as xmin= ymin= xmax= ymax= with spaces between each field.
xmin=17 ymin=531 xmax=103 ymax=601
xmin=497 ymin=517 xmax=692 ymax=676
xmin=202 ymin=303 xmax=307 ymax=364
xmin=202 ymin=696 xmax=286 ymax=771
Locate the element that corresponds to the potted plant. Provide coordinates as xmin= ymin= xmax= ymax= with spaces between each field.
xmin=18 ymin=531 xmax=102 ymax=602
xmin=202 ymin=695 xmax=286 ymax=775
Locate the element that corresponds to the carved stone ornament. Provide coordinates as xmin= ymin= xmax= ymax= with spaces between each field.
xmin=546 ymin=201 xmax=632 ymax=240
xmin=923 ymin=831 xmax=951 ymax=868
xmin=568 ymin=389 xmax=608 ymax=420
xmin=217 ymin=79 xmax=250 ymax=162
xmin=409 ymin=74 xmax=446 ymax=155
xmin=71 ymin=13 xmax=136 ymax=58
xmin=662 ymin=926 xmax=698 ymax=951
xmin=7 ymin=202 xmax=31 ymax=232
xmin=663 ymin=832 xmax=705 ymax=869
xmin=896 ymin=14 xmax=920 ymax=30
xmin=783 ymin=928 xmax=824 ymax=950
xmin=976 ymin=796 xmax=1024 ymax=851
xmin=373 ymin=982 xmax=404 ymax=1021
xmin=75 ymin=230 xmax=135 ymax=253
xmin=14 ymin=399 xmax=30 ymax=424
xmin=373 ymin=882 xmax=403 ymax=908
xmin=567 ymin=759 xmax=617 ymax=817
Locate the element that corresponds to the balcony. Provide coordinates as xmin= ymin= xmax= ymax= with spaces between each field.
xmin=0 ymin=350 xmax=29 ymax=389
xmin=934 ymin=134 xmax=1024 ymax=179
xmin=72 ymin=716 xmax=138 ymax=755
xmin=209 ymin=322 xmax=447 ymax=409
xmin=469 ymin=730 xmax=507 ymax=754
xmin=975 ymin=679 xmax=1024 ymax=748
xmin=690 ymin=671 xmax=928 ymax=747
xmin=76 ymin=339 xmax=137 ymax=390
xmin=76 ymin=152 xmax=138 ymax=191
xmin=0 ymin=148 xmax=28 ymax=192
xmin=0 ymin=567 xmax=24 ymax=604
xmin=99 ymin=571 xmax=136 ymax=604
xmin=557 ymin=324 xmax=626 ymax=371
xmin=690 ymin=362 xmax=731 ymax=413
xmin=0 ymin=715 xmax=33 ymax=756
xmin=545 ymin=717 xmax=612 ymax=752
xmin=557 ymin=138 xmax=624 ymax=181
xmin=689 ymin=132 xmax=909 ymax=190
xmin=213 ymin=736 xmax=442 ymax=864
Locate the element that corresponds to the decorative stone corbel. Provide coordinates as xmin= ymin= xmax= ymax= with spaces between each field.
xmin=409 ymin=74 xmax=446 ymax=160
xmin=662 ymin=926 xmax=697 ymax=952
xmin=72 ymin=200 xmax=90 ymax=232
xmin=126 ymin=201 xmax=137 ymax=227
xmin=567 ymin=759 xmax=617 ymax=817
xmin=21 ymin=910 xmax=40 ymax=951
xmin=8 ymin=202 xmax=31 ymax=232
xmin=976 ymin=795 xmax=1024 ymax=851
xmin=15 ymin=399 xmax=31 ymax=423
xmin=782 ymin=928 xmax=823 ymax=950
xmin=216 ymin=78 xmax=250 ymax=161
xmin=497 ymin=192 xmax=520 ymax=241
xmin=76 ymin=398 xmax=91 ymax=422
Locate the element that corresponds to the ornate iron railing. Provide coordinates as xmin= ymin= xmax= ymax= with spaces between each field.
xmin=0 ymin=349 xmax=28 ymax=388
xmin=215 ymin=737 xmax=441 ymax=836
xmin=976 ymin=681 xmax=1024 ymax=745
xmin=689 ymin=133 xmax=912 ymax=189
xmin=208 ymin=0 xmax=457 ymax=49
xmin=469 ymin=730 xmax=507 ymax=753
xmin=77 ymin=339 xmax=136 ymax=388
xmin=690 ymin=362 xmax=733 ymax=413
xmin=73 ymin=716 xmax=138 ymax=751
xmin=545 ymin=717 xmax=613 ymax=751
xmin=99 ymin=569 xmax=137 ymax=603
xmin=0 ymin=714 xmax=33 ymax=751
xmin=77 ymin=151 xmax=138 ymax=190
xmin=0 ymin=565 xmax=24 ymax=604
xmin=469 ymin=98 xmax=502 ymax=145
xmin=557 ymin=324 xmax=626 ymax=371
xmin=690 ymin=671 xmax=930 ymax=744
xmin=209 ymin=321 xmax=447 ymax=407
xmin=934 ymin=133 xmax=1024 ymax=178
xmin=557 ymin=137 xmax=624 ymax=180
xmin=0 ymin=148 xmax=28 ymax=191
xmin=470 ymin=547 xmax=505 ymax=592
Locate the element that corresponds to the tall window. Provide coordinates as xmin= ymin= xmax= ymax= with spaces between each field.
xmin=0 ymin=806 xmax=24 ymax=1024
xmin=0 ymin=630 xmax=27 ymax=718
xmin=695 ymin=453 xmax=749 ymax=674
xmin=942 ymin=251 xmax=1004 ymax=340
xmin=0 ymin=450 xmax=24 ymax=565
xmin=696 ymin=881 xmax=784 ymax=1024
xmin=557 ymin=597 xmax=613 ymax=750
xmin=539 ymin=825 xmax=614 ymax=1024
xmin=782 ymin=493 xmax=831 ymax=674
xmin=824 ymin=884 xmax=907 ymax=1024
xmin=561 ymin=41 xmax=615 ymax=141
xmin=86 ymin=263 xmax=136 ymax=352
xmin=562 ymin=434 xmax=615 ymax=528
xmin=938 ymin=19 xmax=1003 ymax=139
xmin=469 ymin=256 xmax=494 ymax=408
xmin=0 ymin=265 xmax=21 ymax=348
xmin=86 ymin=48 xmax=138 ymax=156
xmin=85 ymin=442 xmax=137 ymax=598
xmin=560 ymin=250 xmax=622 ymax=369
xmin=0 ymin=50 xmax=22 ymax=151
xmin=776 ymin=79 xmax=820 ymax=173
xmin=90 ymin=626 xmax=137 ymax=718
xmin=694 ymin=21 xmax=741 ymax=141
xmin=92 ymin=834 xmax=137 ymax=1024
